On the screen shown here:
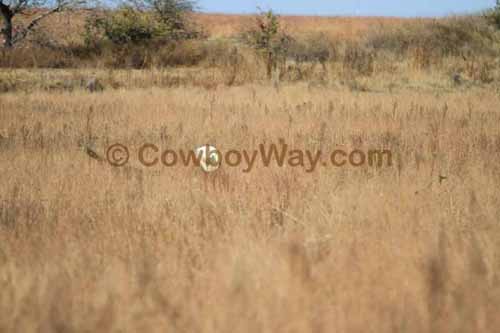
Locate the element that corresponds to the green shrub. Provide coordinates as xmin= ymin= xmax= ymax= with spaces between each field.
xmin=84 ymin=8 xmax=164 ymax=45
xmin=486 ymin=0 xmax=500 ymax=29
xmin=242 ymin=10 xmax=292 ymax=79
xmin=83 ymin=0 xmax=199 ymax=47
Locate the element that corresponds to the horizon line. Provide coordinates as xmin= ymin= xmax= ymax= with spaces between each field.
xmin=194 ymin=6 xmax=491 ymax=19
xmin=194 ymin=11 xmax=453 ymax=19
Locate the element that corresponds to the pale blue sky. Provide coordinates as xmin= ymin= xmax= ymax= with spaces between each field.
xmin=197 ymin=0 xmax=495 ymax=17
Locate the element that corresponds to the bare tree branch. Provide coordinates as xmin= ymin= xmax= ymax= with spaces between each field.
xmin=12 ymin=0 xmax=29 ymax=15
xmin=1 ymin=0 xmax=85 ymax=47
xmin=11 ymin=4 xmax=64 ymax=44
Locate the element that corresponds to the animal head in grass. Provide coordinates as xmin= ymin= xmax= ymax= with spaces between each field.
xmin=194 ymin=145 xmax=221 ymax=173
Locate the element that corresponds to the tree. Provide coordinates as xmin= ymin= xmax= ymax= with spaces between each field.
xmin=84 ymin=0 xmax=198 ymax=46
xmin=243 ymin=9 xmax=291 ymax=79
xmin=0 ymin=0 xmax=83 ymax=48
xmin=127 ymin=0 xmax=197 ymax=40
xmin=486 ymin=0 xmax=500 ymax=29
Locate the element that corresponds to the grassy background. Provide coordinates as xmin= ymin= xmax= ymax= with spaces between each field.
xmin=1 ymin=84 xmax=500 ymax=331
xmin=1 ymin=11 xmax=500 ymax=332
xmin=2 ymin=12 xmax=500 ymax=92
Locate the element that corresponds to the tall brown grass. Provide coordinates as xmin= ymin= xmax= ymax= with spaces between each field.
xmin=1 ymin=83 xmax=500 ymax=332
xmin=1 ymin=10 xmax=500 ymax=332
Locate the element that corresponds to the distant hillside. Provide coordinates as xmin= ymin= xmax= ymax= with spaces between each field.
xmin=194 ymin=13 xmax=421 ymax=39
xmin=11 ymin=10 xmax=427 ymax=46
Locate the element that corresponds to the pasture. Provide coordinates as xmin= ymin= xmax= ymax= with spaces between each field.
xmin=1 ymin=11 xmax=500 ymax=333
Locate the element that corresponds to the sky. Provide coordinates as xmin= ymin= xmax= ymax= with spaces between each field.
xmin=197 ymin=0 xmax=496 ymax=17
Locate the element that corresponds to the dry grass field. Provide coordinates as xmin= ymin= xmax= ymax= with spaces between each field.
xmin=1 ymin=10 xmax=500 ymax=333
xmin=2 ymin=81 xmax=500 ymax=332
xmin=194 ymin=14 xmax=417 ymax=39
xmin=20 ymin=11 xmax=419 ymax=42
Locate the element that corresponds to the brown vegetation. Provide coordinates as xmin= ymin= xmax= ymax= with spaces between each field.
xmin=2 ymin=84 xmax=500 ymax=332
xmin=1 ymin=12 xmax=499 ymax=91
xmin=1 ymin=9 xmax=500 ymax=332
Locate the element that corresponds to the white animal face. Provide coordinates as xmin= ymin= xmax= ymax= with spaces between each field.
xmin=194 ymin=145 xmax=221 ymax=173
